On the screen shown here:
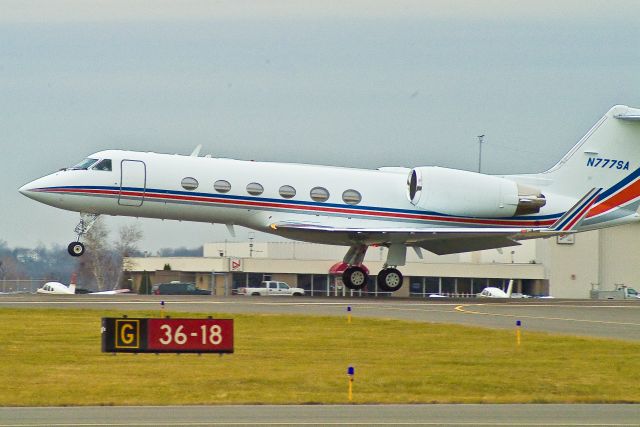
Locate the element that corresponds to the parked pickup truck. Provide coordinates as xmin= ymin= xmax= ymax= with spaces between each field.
xmin=590 ymin=285 xmax=640 ymax=300
xmin=238 ymin=281 xmax=305 ymax=296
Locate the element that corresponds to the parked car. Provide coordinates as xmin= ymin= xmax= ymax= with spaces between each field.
xmin=152 ymin=281 xmax=211 ymax=295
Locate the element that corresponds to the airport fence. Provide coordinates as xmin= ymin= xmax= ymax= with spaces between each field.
xmin=409 ymin=292 xmax=478 ymax=298
xmin=0 ymin=279 xmax=45 ymax=294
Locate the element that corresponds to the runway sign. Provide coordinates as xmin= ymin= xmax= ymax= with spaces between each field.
xmin=102 ymin=317 xmax=234 ymax=354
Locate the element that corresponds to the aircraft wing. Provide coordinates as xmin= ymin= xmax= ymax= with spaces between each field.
xmin=90 ymin=289 xmax=131 ymax=295
xmin=269 ymin=222 xmax=532 ymax=254
xmin=269 ymin=188 xmax=602 ymax=255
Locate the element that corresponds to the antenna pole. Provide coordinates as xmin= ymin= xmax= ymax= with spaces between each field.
xmin=477 ymin=134 xmax=485 ymax=173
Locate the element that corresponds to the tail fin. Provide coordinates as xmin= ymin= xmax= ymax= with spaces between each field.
xmin=69 ymin=272 xmax=77 ymax=294
xmin=532 ymin=105 xmax=640 ymax=228
xmin=505 ymin=279 xmax=514 ymax=298
xmin=542 ymin=106 xmax=640 ymax=195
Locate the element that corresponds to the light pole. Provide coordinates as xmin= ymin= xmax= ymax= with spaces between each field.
xmin=248 ymin=232 xmax=255 ymax=258
xmin=477 ymin=134 xmax=485 ymax=173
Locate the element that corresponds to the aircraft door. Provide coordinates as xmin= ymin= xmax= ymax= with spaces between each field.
xmin=119 ymin=160 xmax=146 ymax=206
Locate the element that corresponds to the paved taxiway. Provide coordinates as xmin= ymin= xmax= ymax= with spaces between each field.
xmin=2 ymin=404 xmax=640 ymax=426
xmin=1 ymin=294 xmax=639 ymax=341
xmin=2 ymin=295 xmax=640 ymax=425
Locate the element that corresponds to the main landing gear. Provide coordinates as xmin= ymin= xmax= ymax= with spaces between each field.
xmin=341 ymin=244 xmax=407 ymax=293
xmin=67 ymin=213 xmax=99 ymax=257
xmin=377 ymin=267 xmax=403 ymax=292
xmin=342 ymin=265 xmax=368 ymax=290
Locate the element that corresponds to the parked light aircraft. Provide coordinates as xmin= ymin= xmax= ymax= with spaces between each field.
xmin=477 ymin=280 xmax=514 ymax=298
xmin=20 ymin=105 xmax=640 ymax=293
xmin=37 ymin=274 xmax=131 ymax=295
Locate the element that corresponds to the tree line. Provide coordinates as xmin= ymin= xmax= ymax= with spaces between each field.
xmin=0 ymin=220 xmax=202 ymax=291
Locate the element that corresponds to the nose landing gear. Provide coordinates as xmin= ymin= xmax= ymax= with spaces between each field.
xmin=68 ymin=213 xmax=99 ymax=257
xmin=68 ymin=242 xmax=85 ymax=257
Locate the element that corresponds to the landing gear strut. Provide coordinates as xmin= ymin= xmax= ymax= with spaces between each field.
xmin=341 ymin=244 xmax=369 ymax=290
xmin=68 ymin=213 xmax=99 ymax=257
xmin=341 ymin=244 xmax=407 ymax=293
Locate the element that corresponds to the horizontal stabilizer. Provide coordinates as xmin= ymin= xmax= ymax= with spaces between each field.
xmin=548 ymin=188 xmax=602 ymax=232
xmin=614 ymin=106 xmax=640 ymax=121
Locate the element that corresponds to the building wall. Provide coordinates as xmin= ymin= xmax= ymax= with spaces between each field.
xmin=203 ymin=241 xmax=536 ymax=264
xmin=600 ymin=223 xmax=640 ymax=290
xmin=536 ymin=231 xmax=600 ymax=298
xmin=127 ymin=222 xmax=640 ymax=299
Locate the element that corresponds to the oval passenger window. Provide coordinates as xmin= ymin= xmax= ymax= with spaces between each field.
xmin=279 ymin=185 xmax=296 ymax=199
xmin=342 ymin=189 xmax=362 ymax=205
xmin=181 ymin=177 xmax=199 ymax=191
xmin=246 ymin=182 xmax=264 ymax=196
xmin=214 ymin=180 xmax=232 ymax=193
xmin=310 ymin=186 xmax=330 ymax=202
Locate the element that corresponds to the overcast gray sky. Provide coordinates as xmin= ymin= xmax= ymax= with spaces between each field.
xmin=3 ymin=0 xmax=640 ymax=252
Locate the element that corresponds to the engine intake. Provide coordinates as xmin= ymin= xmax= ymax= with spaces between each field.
xmin=407 ymin=167 xmax=545 ymax=217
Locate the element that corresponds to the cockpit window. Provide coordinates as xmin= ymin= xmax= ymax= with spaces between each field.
xmin=70 ymin=158 xmax=98 ymax=170
xmin=92 ymin=159 xmax=112 ymax=171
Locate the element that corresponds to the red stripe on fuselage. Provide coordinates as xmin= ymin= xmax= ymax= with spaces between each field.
xmin=39 ymin=187 xmax=557 ymax=228
xmin=587 ymin=179 xmax=640 ymax=217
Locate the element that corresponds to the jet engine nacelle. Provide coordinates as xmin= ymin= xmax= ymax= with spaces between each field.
xmin=407 ymin=167 xmax=545 ymax=217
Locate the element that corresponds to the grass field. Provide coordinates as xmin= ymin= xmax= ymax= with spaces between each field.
xmin=1 ymin=307 xmax=639 ymax=406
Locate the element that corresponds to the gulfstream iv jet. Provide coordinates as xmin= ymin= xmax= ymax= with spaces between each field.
xmin=19 ymin=105 xmax=640 ymax=292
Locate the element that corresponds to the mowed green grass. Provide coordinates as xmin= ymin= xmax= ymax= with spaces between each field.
xmin=1 ymin=308 xmax=639 ymax=406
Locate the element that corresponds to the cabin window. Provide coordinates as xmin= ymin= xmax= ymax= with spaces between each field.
xmin=342 ymin=189 xmax=362 ymax=205
xmin=181 ymin=177 xmax=199 ymax=191
xmin=279 ymin=185 xmax=296 ymax=199
xmin=214 ymin=180 xmax=231 ymax=193
xmin=246 ymin=182 xmax=264 ymax=196
xmin=310 ymin=186 xmax=330 ymax=202
xmin=92 ymin=159 xmax=112 ymax=171
xmin=70 ymin=158 xmax=98 ymax=170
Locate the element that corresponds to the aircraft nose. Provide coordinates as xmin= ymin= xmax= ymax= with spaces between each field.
xmin=19 ymin=178 xmax=47 ymax=201
xmin=19 ymin=182 xmax=35 ymax=197
xmin=19 ymin=175 xmax=70 ymax=209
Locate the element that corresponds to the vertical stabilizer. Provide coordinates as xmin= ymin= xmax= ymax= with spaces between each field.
xmin=69 ymin=272 xmax=77 ymax=294
xmin=506 ymin=279 xmax=514 ymax=298
xmin=539 ymin=105 xmax=640 ymax=199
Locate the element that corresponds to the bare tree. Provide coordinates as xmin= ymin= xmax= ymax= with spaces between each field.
xmin=114 ymin=223 xmax=143 ymax=289
xmin=78 ymin=218 xmax=114 ymax=291
xmin=77 ymin=220 xmax=143 ymax=291
xmin=0 ymin=256 xmax=27 ymax=280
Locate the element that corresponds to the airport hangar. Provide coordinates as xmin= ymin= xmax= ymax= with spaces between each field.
xmin=124 ymin=222 xmax=640 ymax=298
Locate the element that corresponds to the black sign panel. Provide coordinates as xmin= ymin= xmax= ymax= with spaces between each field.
xmin=102 ymin=317 xmax=234 ymax=354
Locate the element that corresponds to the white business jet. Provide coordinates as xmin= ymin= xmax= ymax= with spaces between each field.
xmin=20 ymin=105 xmax=640 ymax=293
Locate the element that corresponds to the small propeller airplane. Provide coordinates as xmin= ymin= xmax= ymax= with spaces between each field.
xmin=477 ymin=279 xmax=515 ymax=298
xmin=20 ymin=105 xmax=640 ymax=293
xmin=36 ymin=273 xmax=131 ymax=295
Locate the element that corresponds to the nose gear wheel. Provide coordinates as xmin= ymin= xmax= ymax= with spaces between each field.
xmin=67 ymin=213 xmax=99 ymax=257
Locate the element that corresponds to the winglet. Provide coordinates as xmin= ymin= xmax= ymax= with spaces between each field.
xmin=190 ymin=144 xmax=203 ymax=157
xmin=548 ymin=188 xmax=602 ymax=232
